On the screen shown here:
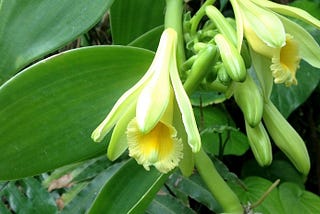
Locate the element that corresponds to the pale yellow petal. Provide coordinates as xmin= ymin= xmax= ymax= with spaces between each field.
xmin=237 ymin=0 xmax=286 ymax=48
xmin=136 ymin=28 xmax=177 ymax=133
xmin=252 ymin=0 xmax=320 ymax=29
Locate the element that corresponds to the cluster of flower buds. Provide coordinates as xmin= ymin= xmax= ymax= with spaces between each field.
xmin=182 ymin=0 xmax=320 ymax=175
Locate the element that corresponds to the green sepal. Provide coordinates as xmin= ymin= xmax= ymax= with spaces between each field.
xmin=107 ymin=103 xmax=136 ymax=161
xmin=174 ymin=102 xmax=194 ymax=177
xmin=170 ymin=56 xmax=201 ymax=153
xmin=229 ymin=0 xmax=244 ymax=51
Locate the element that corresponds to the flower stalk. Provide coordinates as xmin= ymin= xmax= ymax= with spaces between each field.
xmin=195 ymin=149 xmax=243 ymax=214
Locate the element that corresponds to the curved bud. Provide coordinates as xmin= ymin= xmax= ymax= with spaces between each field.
xmin=217 ymin=64 xmax=232 ymax=86
xmin=245 ymin=121 xmax=272 ymax=167
xmin=215 ymin=34 xmax=247 ymax=82
xmin=263 ymin=101 xmax=310 ymax=175
xmin=234 ymin=74 xmax=263 ymax=127
xmin=236 ymin=0 xmax=286 ymax=48
xmin=205 ymin=5 xmax=237 ymax=46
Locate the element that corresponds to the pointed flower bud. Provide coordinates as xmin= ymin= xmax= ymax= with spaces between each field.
xmin=230 ymin=0 xmax=286 ymax=49
xmin=205 ymin=5 xmax=237 ymax=46
xmin=234 ymin=74 xmax=264 ymax=127
xmin=245 ymin=121 xmax=272 ymax=167
xmin=263 ymin=101 xmax=310 ymax=175
xmin=214 ymin=34 xmax=247 ymax=82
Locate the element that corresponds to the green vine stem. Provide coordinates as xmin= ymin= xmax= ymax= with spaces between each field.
xmin=165 ymin=1 xmax=243 ymax=213
xmin=165 ymin=0 xmax=186 ymax=68
xmin=195 ymin=149 xmax=243 ymax=213
xmin=190 ymin=0 xmax=216 ymax=36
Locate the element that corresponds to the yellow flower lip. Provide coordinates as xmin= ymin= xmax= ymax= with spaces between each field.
xmin=127 ymin=118 xmax=183 ymax=174
xmin=270 ymin=34 xmax=300 ymax=86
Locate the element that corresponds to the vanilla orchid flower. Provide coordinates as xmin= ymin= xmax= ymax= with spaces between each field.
xmin=91 ymin=28 xmax=201 ymax=173
xmin=230 ymin=0 xmax=320 ymax=86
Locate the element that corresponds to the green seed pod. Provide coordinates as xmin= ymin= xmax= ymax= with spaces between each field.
xmin=214 ymin=34 xmax=247 ymax=82
xmin=234 ymin=74 xmax=263 ymax=127
xmin=245 ymin=121 xmax=272 ymax=167
xmin=263 ymin=101 xmax=310 ymax=175
xmin=184 ymin=44 xmax=217 ymax=92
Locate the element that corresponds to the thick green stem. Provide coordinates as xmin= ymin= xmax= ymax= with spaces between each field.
xmin=165 ymin=1 xmax=242 ymax=212
xmin=165 ymin=0 xmax=185 ymax=68
xmin=195 ymin=149 xmax=243 ymax=213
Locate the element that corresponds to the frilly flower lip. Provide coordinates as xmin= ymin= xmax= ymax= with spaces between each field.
xmin=91 ymin=28 xmax=201 ymax=173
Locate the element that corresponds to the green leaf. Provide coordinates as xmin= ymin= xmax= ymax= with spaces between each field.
xmin=190 ymin=90 xmax=226 ymax=107
xmin=87 ymin=159 xmax=169 ymax=214
xmin=279 ymin=182 xmax=320 ymax=214
xmin=0 ymin=178 xmax=58 ymax=213
xmin=229 ymin=176 xmax=285 ymax=214
xmin=241 ymin=159 xmax=305 ymax=188
xmin=271 ymin=57 xmax=320 ymax=118
xmin=0 ymin=46 xmax=154 ymax=180
xmin=70 ymin=155 xmax=112 ymax=183
xmin=146 ymin=189 xmax=196 ymax=214
xmin=61 ymin=161 xmax=126 ymax=214
xmin=129 ymin=26 xmax=164 ymax=51
xmin=290 ymin=0 xmax=320 ymax=20
xmin=166 ymin=172 xmax=222 ymax=213
xmin=110 ymin=0 xmax=165 ymax=45
xmin=0 ymin=0 xmax=114 ymax=84
xmin=193 ymin=106 xmax=249 ymax=156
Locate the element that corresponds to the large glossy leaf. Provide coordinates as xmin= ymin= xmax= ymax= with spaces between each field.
xmin=0 ymin=0 xmax=114 ymax=84
xmin=229 ymin=176 xmax=285 ymax=214
xmin=146 ymin=190 xmax=196 ymax=214
xmin=271 ymin=61 xmax=320 ymax=118
xmin=279 ymin=182 xmax=320 ymax=214
xmin=166 ymin=172 xmax=222 ymax=213
xmin=193 ymin=106 xmax=249 ymax=156
xmin=87 ymin=159 xmax=169 ymax=214
xmin=61 ymin=161 xmax=126 ymax=214
xmin=0 ymin=46 xmax=154 ymax=180
xmin=270 ymin=25 xmax=320 ymax=118
xmin=129 ymin=26 xmax=164 ymax=52
xmin=0 ymin=178 xmax=58 ymax=213
xmin=110 ymin=0 xmax=165 ymax=45
xmin=241 ymin=159 xmax=305 ymax=188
